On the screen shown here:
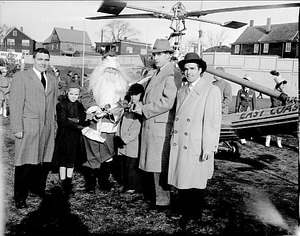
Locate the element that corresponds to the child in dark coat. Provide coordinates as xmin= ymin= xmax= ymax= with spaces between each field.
xmin=114 ymin=83 xmax=145 ymax=193
xmin=52 ymin=82 xmax=88 ymax=194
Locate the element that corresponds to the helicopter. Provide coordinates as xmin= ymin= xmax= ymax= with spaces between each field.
xmin=86 ymin=0 xmax=300 ymax=58
xmin=87 ymin=1 xmax=299 ymax=155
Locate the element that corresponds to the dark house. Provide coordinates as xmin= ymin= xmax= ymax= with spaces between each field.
xmin=1 ymin=27 xmax=36 ymax=55
xmin=43 ymin=27 xmax=94 ymax=56
xmin=95 ymin=39 xmax=149 ymax=55
xmin=231 ymin=19 xmax=298 ymax=58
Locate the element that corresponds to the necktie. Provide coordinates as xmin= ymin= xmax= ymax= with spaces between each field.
xmin=156 ymin=68 xmax=160 ymax=76
xmin=41 ymin=72 xmax=46 ymax=89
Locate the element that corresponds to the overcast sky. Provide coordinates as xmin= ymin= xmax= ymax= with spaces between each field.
xmin=1 ymin=1 xmax=299 ymax=48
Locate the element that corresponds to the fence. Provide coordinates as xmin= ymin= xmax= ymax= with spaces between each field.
xmin=24 ymin=52 xmax=298 ymax=96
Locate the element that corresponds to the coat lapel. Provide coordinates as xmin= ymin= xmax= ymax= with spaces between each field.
xmin=176 ymin=78 xmax=205 ymax=114
xmin=27 ymin=68 xmax=45 ymax=94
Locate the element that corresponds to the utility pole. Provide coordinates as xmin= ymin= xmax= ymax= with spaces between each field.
xmin=197 ymin=0 xmax=203 ymax=57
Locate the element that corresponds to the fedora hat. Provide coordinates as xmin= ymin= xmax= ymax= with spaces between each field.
xmin=178 ymin=52 xmax=207 ymax=72
xmin=148 ymin=39 xmax=173 ymax=53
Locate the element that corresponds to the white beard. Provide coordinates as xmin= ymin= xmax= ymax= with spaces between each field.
xmin=89 ymin=66 xmax=128 ymax=108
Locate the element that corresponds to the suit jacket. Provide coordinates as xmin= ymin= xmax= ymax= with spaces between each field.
xmin=213 ymin=79 xmax=232 ymax=115
xmin=139 ymin=62 xmax=182 ymax=172
xmin=168 ymin=78 xmax=222 ymax=189
xmin=9 ymin=68 xmax=58 ymax=166
xmin=235 ymin=88 xmax=256 ymax=112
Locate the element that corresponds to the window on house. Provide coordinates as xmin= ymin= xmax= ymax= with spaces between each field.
xmin=234 ymin=45 xmax=240 ymax=54
xmin=126 ymin=47 xmax=133 ymax=53
xmin=141 ymin=48 xmax=147 ymax=55
xmin=56 ymin=44 xmax=59 ymax=50
xmin=285 ymin=42 xmax=291 ymax=52
xmin=13 ymin=30 xmax=17 ymax=36
xmin=68 ymin=44 xmax=73 ymax=50
xmin=254 ymin=44 xmax=259 ymax=53
xmin=22 ymin=50 xmax=30 ymax=55
xmin=22 ymin=40 xmax=30 ymax=46
xmin=116 ymin=46 xmax=119 ymax=52
xmin=263 ymin=43 xmax=269 ymax=53
xmin=7 ymin=39 xmax=15 ymax=45
xmin=51 ymin=44 xmax=54 ymax=50
xmin=7 ymin=49 xmax=15 ymax=52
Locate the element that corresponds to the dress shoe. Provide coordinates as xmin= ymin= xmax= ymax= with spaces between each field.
xmin=15 ymin=200 xmax=28 ymax=209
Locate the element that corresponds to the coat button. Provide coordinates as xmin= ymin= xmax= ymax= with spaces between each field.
xmin=183 ymin=146 xmax=187 ymax=149
xmin=173 ymin=143 xmax=177 ymax=146
xmin=175 ymin=118 xmax=179 ymax=121
xmin=187 ymin=119 xmax=190 ymax=122
xmin=174 ymin=130 xmax=178 ymax=134
xmin=184 ymin=132 xmax=188 ymax=136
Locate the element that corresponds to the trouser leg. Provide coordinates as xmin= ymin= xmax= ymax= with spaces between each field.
xmin=30 ymin=162 xmax=51 ymax=195
xmin=178 ymin=188 xmax=205 ymax=218
xmin=98 ymin=161 xmax=112 ymax=191
xmin=14 ymin=164 xmax=32 ymax=202
xmin=153 ymin=172 xmax=170 ymax=206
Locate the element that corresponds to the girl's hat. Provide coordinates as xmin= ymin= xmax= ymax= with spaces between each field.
xmin=274 ymin=75 xmax=287 ymax=85
xmin=128 ymin=83 xmax=145 ymax=95
xmin=67 ymin=82 xmax=81 ymax=90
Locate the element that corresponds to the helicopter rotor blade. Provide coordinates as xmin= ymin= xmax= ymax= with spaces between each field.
xmin=86 ymin=13 xmax=173 ymax=20
xmin=185 ymin=17 xmax=247 ymax=29
xmin=186 ymin=2 xmax=300 ymax=17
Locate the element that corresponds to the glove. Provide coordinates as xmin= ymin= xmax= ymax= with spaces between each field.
xmin=86 ymin=106 xmax=102 ymax=114
xmin=114 ymin=136 xmax=126 ymax=148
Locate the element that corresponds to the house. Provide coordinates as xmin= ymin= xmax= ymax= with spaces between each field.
xmin=43 ymin=26 xmax=95 ymax=56
xmin=231 ymin=19 xmax=298 ymax=58
xmin=1 ymin=26 xmax=36 ymax=55
xmin=95 ymin=39 xmax=149 ymax=55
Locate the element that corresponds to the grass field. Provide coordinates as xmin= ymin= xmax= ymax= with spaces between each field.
xmin=1 ymin=92 xmax=298 ymax=235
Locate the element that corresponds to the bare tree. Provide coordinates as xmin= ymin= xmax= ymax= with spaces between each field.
xmin=98 ymin=20 xmax=141 ymax=42
xmin=0 ymin=24 xmax=10 ymax=47
xmin=204 ymin=29 xmax=228 ymax=48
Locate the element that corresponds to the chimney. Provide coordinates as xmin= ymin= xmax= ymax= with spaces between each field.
xmin=20 ymin=27 xmax=23 ymax=32
xmin=266 ymin=18 xmax=271 ymax=33
xmin=71 ymin=26 xmax=74 ymax=30
xmin=219 ymin=42 xmax=222 ymax=47
xmin=250 ymin=20 xmax=254 ymax=27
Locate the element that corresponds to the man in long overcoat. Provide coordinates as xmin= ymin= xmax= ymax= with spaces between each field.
xmin=167 ymin=52 xmax=222 ymax=228
xmin=9 ymin=48 xmax=58 ymax=209
xmin=132 ymin=39 xmax=182 ymax=210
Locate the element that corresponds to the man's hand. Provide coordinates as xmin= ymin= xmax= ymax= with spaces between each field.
xmin=131 ymin=102 xmax=142 ymax=115
xmin=14 ymin=132 xmax=23 ymax=139
xmin=200 ymin=151 xmax=214 ymax=162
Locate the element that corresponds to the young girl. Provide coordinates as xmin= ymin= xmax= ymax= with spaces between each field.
xmin=114 ymin=83 xmax=145 ymax=193
xmin=52 ymin=82 xmax=88 ymax=195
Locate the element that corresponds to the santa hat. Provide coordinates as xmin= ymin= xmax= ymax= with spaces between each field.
xmin=102 ymin=55 xmax=120 ymax=69
xmin=274 ymin=75 xmax=287 ymax=85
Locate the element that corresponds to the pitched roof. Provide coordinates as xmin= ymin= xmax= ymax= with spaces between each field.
xmin=3 ymin=26 xmax=34 ymax=40
xmin=232 ymin=22 xmax=298 ymax=45
xmin=204 ymin=45 xmax=231 ymax=52
xmin=44 ymin=27 xmax=92 ymax=45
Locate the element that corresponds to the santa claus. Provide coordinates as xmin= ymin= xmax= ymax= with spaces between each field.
xmin=80 ymin=53 xmax=133 ymax=192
